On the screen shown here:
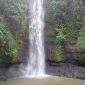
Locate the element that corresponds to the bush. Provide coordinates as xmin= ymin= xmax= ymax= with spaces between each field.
xmin=76 ymin=26 xmax=85 ymax=51
xmin=54 ymin=46 xmax=65 ymax=62
xmin=0 ymin=19 xmax=18 ymax=64
xmin=55 ymin=24 xmax=67 ymax=45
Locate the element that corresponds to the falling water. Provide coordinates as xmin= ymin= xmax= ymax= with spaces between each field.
xmin=27 ymin=0 xmax=45 ymax=76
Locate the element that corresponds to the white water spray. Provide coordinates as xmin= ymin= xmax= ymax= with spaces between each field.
xmin=27 ymin=0 xmax=45 ymax=76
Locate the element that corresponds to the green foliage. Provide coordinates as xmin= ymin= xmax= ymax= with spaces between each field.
xmin=0 ymin=17 xmax=18 ymax=64
xmin=55 ymin=24 xmax=67 ymax=45
xmin=46 ymin=0 xmax=84 ymax=47
xmin=54 ymin=46 xmax=65 ymax=62
xmin=0 ymin=0 xmax=28 ymax=64
xmin=0 ymin=0 xmax=28 ymax=42
xmin=76 ymin=26 xmax=85 ymax=51
xmin=45 ymin=27 xmax=56 ymax=43
xmin=45 ymin=0 xmax=85 ymax=64
xmin=4 ymin=0 xmax=27 ymax=24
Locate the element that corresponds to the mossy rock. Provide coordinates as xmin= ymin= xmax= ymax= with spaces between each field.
xmin=54 ymin=46 xmax=65 ymax=63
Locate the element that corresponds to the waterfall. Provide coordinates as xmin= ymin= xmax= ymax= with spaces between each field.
xmin=27 ymin=0 xmax=45 ymax=76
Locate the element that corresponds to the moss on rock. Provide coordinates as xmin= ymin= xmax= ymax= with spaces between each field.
xmin=54 ymin=46 xmax=65 ymax=63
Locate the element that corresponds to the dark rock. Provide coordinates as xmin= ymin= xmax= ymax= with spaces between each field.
xmin=0 ymin=76 xmax=7 ymax=81
xmin=46 ymin=63 xmax=85 ymax=80
xmin=65 ymin=41 xmax=85 ymax=66
xmin=47 ymin=59 xmax=64 ymax=66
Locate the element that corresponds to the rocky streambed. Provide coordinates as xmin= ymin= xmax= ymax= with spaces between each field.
xmin=0 ymin=63 xmax=85 ymax=80
xmin=46 ymin=63 xmax=85 ymax=80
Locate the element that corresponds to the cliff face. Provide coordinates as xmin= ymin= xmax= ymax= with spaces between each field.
xmin=66 ymin=41 xmax=85 ymax=66
xmin=45 ymin=40 xmax=85 ymax=66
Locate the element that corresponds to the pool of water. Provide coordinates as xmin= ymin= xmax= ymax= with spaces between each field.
xmin=0 ymin=76 xmax=85 ymax=85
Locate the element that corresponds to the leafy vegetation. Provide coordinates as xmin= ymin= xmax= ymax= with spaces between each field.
xmin=76 ymin=26 xmax=85 ymax=51
xmin=0 ymin=0 xmax=28 ymax=64
xmin=46 ymin=0 xmax=84 ymax=45
xmin=0 ymin=17 xmax=18 ymax=63
xmin=46 ymin=0 xmax=85 ymax=63
xmin=54 ymin=46 xmax=65 ymax=62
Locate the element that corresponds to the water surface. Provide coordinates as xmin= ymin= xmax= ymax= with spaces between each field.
xmin=0 ymin=77 xmax=85 ymax=85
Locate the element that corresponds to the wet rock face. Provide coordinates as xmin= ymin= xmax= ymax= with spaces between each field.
xmin=45 ymin=41 xmax=85 ymax=66
xmin=45 ymin=42 xmax=65 ymax=66
xmin=73 ymin=52 xmax=85 ymax=65
xmin=0 ymin=68 xmax=8 ymax=81
xmin=66 ymin=41 xmax=85 ymax=66
xmin=15 ymin=39 xmax=85 ymax=66
xmin=45 ymin=42 xmax=56 ymax=62
xmin=46 ymin=63 xmax=85 ymax=80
